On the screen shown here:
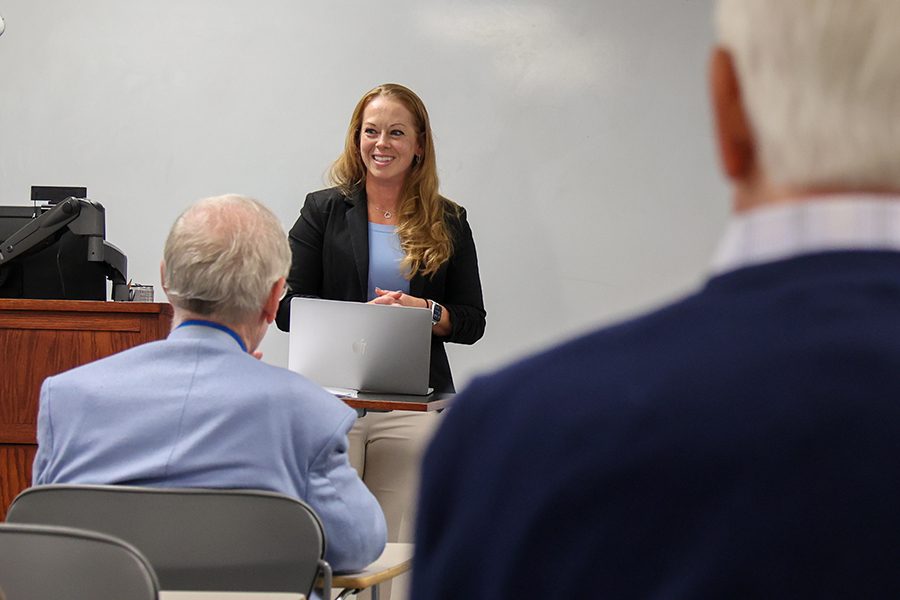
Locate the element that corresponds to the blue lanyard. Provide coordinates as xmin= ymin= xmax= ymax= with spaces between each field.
xmin=176 ymin=320 xmax=247 ymax=352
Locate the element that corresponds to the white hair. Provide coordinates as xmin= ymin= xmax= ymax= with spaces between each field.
xmin=715 ymin=0 xmax=900 ymax=190
xmin=163 ymin=194 xmax=290 ymax=323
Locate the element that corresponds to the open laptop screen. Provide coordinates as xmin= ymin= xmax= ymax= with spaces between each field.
xmin=288 ymin=297 xmax=433 ymax=396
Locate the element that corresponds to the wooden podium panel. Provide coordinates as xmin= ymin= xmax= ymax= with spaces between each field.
xmin=0 ymin=299 xmax=173 ymax=519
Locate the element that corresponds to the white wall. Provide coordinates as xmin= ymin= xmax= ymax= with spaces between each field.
xmin=0 ymin=0 xmax=728 ymax=388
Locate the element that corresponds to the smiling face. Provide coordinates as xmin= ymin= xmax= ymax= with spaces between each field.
xmin=359 ymin=95 xmax=423 ymax=187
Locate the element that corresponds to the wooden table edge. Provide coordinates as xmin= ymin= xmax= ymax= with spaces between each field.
xmin=340 ymin=397 xmax=451 ymax=412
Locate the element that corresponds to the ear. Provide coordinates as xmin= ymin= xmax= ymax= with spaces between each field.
xmin=710 ymin=47 xmax=756 ymax=181
xmin=159 ymin=261 xmax=168 ymax=295
xmin=416 ymin=133 xmax=424 ymax=161
xmin=262 ymin=277 xmax=286 ymax=324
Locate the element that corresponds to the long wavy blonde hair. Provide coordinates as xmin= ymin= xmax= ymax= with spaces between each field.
xmin=330 ymin=83 xmax=457 ymax=278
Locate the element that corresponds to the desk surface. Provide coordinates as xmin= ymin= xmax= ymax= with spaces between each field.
xmin=161 ymin=594 xmax=303 ymax=600
xmin=341 ymin=393 xmax=453 ymax=413
xmin=332 ymin=542 xmax=413 ymax=589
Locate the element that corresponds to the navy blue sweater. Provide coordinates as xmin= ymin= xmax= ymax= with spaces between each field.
xmin=414 ymin=250 xmax=900 ymax=600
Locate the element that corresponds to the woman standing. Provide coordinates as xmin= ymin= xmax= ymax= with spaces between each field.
xmin=276 ymin=83 xmax=486 ymax=597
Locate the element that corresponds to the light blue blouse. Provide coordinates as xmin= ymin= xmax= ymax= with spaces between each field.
xmin=367 ymin=222 xmax=409 ymax=301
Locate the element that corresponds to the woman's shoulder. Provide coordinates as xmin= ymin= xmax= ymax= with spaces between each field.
xmin=306 ymin=186 xmax=351 ymax=204
xmin=438 ymin=196 xmax=469 ymax=228
xmin=303 ymin=186 xmax=362 ymax=212
xmin=439 ymin=195 xmax=465 ymax=216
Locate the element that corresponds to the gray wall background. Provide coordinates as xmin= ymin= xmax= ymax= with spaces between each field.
xmin=0 ymin=0 xmax=728 ymax=388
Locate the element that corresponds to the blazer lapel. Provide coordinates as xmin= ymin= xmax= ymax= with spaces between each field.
xmin=346 ymin=188 xmax=369 ymax=299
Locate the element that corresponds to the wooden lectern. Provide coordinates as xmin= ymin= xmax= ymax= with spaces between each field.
xmin=0 ymin=299 xmax=173 ymax=519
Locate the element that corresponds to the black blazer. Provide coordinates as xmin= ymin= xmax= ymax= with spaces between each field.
xmin=276 ymin=187 xmax=486 ymax=393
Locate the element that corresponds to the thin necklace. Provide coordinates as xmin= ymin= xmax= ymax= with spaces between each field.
xmin=370 ymin=204 xmax=395 ymax=220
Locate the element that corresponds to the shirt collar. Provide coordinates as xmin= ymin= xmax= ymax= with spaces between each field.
xmin=710 ymin=194 xmax=900 ymax=275
xmin=174 ymin=320 xmax=248 ymax=352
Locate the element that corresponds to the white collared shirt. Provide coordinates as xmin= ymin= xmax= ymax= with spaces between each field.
xmin=711 ymin=194 xmax=900 ymax=275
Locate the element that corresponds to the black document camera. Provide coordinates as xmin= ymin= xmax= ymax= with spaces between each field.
xmin=0 ymin=197 xmax=128 ymax=301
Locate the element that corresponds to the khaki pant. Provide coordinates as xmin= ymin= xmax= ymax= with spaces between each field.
xmin=346 ymin=411 xmax=442 ymax=600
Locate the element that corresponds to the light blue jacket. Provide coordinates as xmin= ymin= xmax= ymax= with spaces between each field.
xmin=33 ymin=323 xmax=386 ymax=572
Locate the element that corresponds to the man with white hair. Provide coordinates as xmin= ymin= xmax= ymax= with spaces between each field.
xmin=32 ymin=194 xmax=387 ymax=573
xmin=412 ymin=1 xmax=900 ymax=598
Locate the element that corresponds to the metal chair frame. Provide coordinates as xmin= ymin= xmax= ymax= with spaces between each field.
xmin=7 ymin=485 xmax=331 ymax=598
xmin=0 ymin=522 xmax=160 ymax=599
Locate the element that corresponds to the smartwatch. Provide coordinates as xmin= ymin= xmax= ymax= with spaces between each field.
xmin=429 ymin=300 xmax=443 ymax=326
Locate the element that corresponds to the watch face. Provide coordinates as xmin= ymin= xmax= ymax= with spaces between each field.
xmin=432 ymin=302 xmax=443 ymax=325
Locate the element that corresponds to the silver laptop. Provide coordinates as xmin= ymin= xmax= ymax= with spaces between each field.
xmin=288 ymin=297 xmax=433 ymax=395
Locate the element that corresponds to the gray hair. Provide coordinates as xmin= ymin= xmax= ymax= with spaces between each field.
xmin=716 ymin=0 xmax=900 ymax=190
xmin=163 ymin=194 xmax=290 ymax=323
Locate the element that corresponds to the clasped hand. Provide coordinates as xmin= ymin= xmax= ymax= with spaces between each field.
xmin=369 ymin=287 xmax=429 ymax=309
